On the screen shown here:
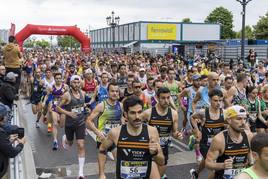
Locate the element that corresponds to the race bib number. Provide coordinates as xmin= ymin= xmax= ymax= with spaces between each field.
xmin=71 ymin=107 xmax=84 ymax=114
xmin=160 ymin=136 xmax=170 ymax=146
xmin=104 ymin=123 xmax=120 ymax=135
xmin=53 ymin=99 xmax=59 ymax=106
xmin=120 ymin=161 xmax=148 ymax=178
xmin=223 ymin=169 xmax=243 ymax=178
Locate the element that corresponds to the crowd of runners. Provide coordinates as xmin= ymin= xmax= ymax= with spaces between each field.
xmin=1 ymin=43 xmax=268 ymax=179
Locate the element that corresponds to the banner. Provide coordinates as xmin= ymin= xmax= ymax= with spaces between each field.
xmin=147 ymin=24 xmax=177 ymax=40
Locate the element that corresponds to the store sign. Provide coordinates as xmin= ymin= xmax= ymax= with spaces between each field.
xmin=147 ymin=24 xmax=177 ymax=40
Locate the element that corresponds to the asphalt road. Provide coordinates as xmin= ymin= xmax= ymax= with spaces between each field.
xmin=18 ymin=98 xmax=209 ymax=179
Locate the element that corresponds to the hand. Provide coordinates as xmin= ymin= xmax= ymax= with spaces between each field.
xmin=68 ymin=112 xmax=78 ymax=119
xmin=149 ymin=138 xmax=159 ymax=156
xmin=175 ymin=131 xmax=183 ymax=140
xmin=16 ymin=137 xmax=26 ymax=145
xmin=224 ymin=157 xmax=234 ymax=169
xmin=9 ymin=134 xmax=18 ymax=143
xmin=97 ymin=131 xmax=106 ymax=142
xmin=194 ymin=129 xmax=202 ymax=141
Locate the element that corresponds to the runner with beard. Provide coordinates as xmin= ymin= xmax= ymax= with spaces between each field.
xmin=86 ymin=82 xmax=123 ymax=179
xmin=190 ymin=89 xmax=225 ymax=179
xmin=142 ymin=87 xmax=183 ymax=178
xmin=99 ymin=96 xmax=165 ymax=179
xmin=56 ymin=75 xmax=86 ymax=179
xmin=205 ymin=105 xmax=253 ymax=179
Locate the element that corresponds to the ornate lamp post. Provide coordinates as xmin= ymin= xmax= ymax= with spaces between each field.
xmin=106 ymin=11 xmax=120 ymax=48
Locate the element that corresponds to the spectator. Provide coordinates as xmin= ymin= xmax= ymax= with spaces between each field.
xmin=3 ymin=36 xmax=22 ymax=95
xmin=0 ymin=72 xmax=18 ymax=108
xmin=0 ymin=65 xmax=6 ymax=87
xmin=0 ymin=104 xmax=25 ymax=178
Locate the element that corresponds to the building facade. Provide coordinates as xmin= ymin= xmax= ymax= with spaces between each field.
xmin=89 ymin=21 xmax=220 ymax=55
xmin=0 ymin=29 xmax=9 ymax=44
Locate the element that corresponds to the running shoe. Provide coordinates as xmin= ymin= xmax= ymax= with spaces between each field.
xmin=35 ymin=122 xmax=40 ymax=128
xmin=47 ymin=123 xmax=52 ymax=133
xmin=62 ymin=135 xmax=70 ymax=150
xmin=188 ymin=135 xmax=196 ymax=151
xmin=52 ymin=141 xmax=58 ymax=151
xmin=162 ymin=174 xmax=168 ymax=179
xmin=190 ymin=169 xmax=198 ymax=179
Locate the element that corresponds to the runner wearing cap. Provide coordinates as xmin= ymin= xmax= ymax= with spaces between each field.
xmin=56 ymin=75 xmax=86 ymax=179
xmin=81 ymin=68 xmax=97 ymax=110
xmin=235 ymin=133 xmax=268 ymax=179
xmin=138 ymin=67 xmax=147 ymax=90
xmin=205 ymin=105 xmax=253 ymax=179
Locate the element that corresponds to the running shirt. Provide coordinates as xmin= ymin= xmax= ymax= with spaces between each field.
xmin=187 ymin=86 xmax=198 ymax=114
xmin=215 ymin=130 xmax=250 ymax=179
xmin=97 ymin=85 xmax=108 ymax=102
xmin=123 ymin=88 xmax=133 ymax=97
xmin=43 ymin=77 xmax=55 ymax=89
xmin=232 ymin=87 xmax=246 ymax=105
xmin=143 ymin=89 xmax=155 ymax=99
xmin=31 ymin=77 xmax=44 ymax=95
xmin=117 ymin=75 xmax=128 ymax=90
xmin=51 ymin=84 xmax=65 ymax=108
xmin=241 ymin=167 xmax=259 ymax=179
xmin=83 ymin=79 xmax=96 ymax=97
xmin=200 ymin=108 xmax=225 ymax=146
xmin=148 ymin=107 xmax=173 ymax=147
xmin=98 ymin=100 xmax=122 ymax=139
xmin=163 ymin=81 xmax=180 ymax=107
xmin=116 ymin=124 xmax=152 ymax=179
xmin=64 ymin=90 xmax=85 ymax=127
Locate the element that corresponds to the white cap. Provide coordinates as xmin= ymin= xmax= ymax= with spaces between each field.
xmin=5 ymin=72 xmax=18 ymax=81
xmin=224 ymin=105 xmax=247 ymax=119
xmin=84 ymin=69 xmax=92 ymax=74
xmin=70 ymin=75 xmax=81 ymax=82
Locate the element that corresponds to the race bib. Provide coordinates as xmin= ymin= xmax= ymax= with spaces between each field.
xmin=53 ymin=99 xmax=59 ymax=106
xmin=104 ymin=123 xmax=120 ymax=135
xmin=207 ymin=137 xmax=212 ymax=145
xmin=34 ymin=86 xmax=38 ymax=92
xmin=223 ymin=168 xmax=243 ymax=178
xmin=160 ymin=136 xmax=170 ymax=146
xmin=120 ymin=161 xmax=148 ymax=179
xmin=71 ymin=107 xmax=84 ymax=114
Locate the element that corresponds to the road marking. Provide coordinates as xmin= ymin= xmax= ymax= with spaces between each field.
xmin=171 ymin=137 xmax=189 ymax=150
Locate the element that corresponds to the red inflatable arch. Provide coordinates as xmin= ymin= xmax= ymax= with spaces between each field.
xmin=15 ymin=24 xmax=90 ymax=53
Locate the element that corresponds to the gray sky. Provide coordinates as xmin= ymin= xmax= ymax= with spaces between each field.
xmin=0 ymin=0 xmax=267 ymax=35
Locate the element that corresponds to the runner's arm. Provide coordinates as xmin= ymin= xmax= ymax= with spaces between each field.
xmin=192 ymin=91 xmax=201 ymax=113
xmin=86 ymin=102 xmax=104 ymax=135
xmin=99 ymin=127 xmax=118 ymax=154
xmin=141 ymin=108 xmax=151 ymax=123
xmin=89 ymin=85 xmax=98 ymax=104
xmin=149 ymin=127 xmax=165 ymax=166
xmin=56 ymin=92 xmax=72 ymax=116
xmin=171 ymin=109 xmax=183 ymax=140
xmin=205 ymin=134 xmax=225 ymax=170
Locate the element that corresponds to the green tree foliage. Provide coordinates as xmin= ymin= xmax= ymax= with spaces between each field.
xmin=57 ymin=36 xmax=80 ymax=48
xmin=24 ymin=38 xmax=35 ymax=48
xmin=236 ymin=25 xmax=254 ymax=39
xmin=254 ymin=12 xmax=268 ymax=39
xmin=205 ymin=6 xmax=235 ymax=39
xmin=182 ymin=18 xmax=192 ymax=23
xmin=35 ymin=39 xmax=50 ymax=48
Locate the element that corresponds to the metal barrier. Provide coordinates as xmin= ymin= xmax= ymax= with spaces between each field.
xmin=9 ymin=104 xmax=24 ymax=179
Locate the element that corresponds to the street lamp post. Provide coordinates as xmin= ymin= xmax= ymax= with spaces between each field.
xmin=236 ymin=0 xmax=253 ymax=63
xmin=106 ymin=11 xmax=120 ymax=49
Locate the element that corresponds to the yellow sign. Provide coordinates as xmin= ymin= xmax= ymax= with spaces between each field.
xmin=147 ymin=24 xmax=177 ymax=40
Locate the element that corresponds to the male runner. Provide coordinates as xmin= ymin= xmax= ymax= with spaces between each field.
xmin=235 ymin=133 xmax=268 ymax=179
xmin=86 ymin=82 xmax=123 ymax=179
xmin=99 ymin=96 xmax=165 ymax=179
xmin=205 ymin=105 xmax=253 ymax=179
xmin=48 ymin=72 xmax=68 ymax=150
xmin=142 ymin=87 xmax=183 ymax=178
xmin=56 ymin=75 xmax=86 ymax=179
xmin=30 ymin=68 xmax=45 ymax=128
xmin=90 ymin=72 xmax=109 ymax=104
xmin=190 ymin=89 xmax=226 ymax=179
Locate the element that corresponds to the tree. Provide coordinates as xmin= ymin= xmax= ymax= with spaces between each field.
xmin=205 ymin=6 xmax=235 ymax=39
xmin=35 ymin=39 xmax=50 ymax=48
xmin=254 ymin=11 xmax=268 ymax=39
xmin=236 ymin=25 xmax=254 ymax=39
xmin=182 ymin=18 xmax=192 ymax=23
xmin=57 ymin=36 xmax=80 ymax=49
xmin=23 ymin=38 xmax=35 ymax=48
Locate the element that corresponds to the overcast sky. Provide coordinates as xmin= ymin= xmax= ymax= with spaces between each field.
xmin=0 ymin=0 xmax=267 ymax=35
